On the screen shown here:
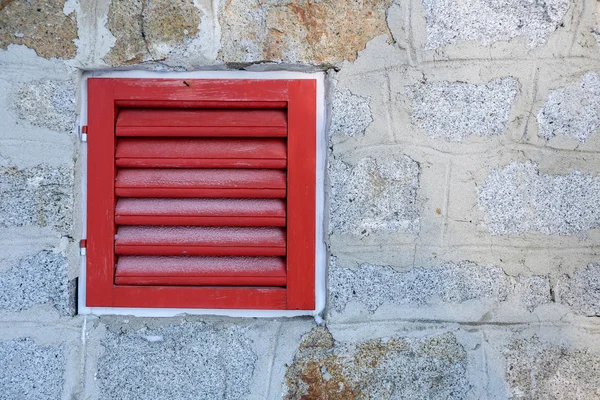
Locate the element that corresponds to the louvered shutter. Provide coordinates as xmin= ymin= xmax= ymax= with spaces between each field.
xmin=86 ymin=79 xmax=316 ymax=310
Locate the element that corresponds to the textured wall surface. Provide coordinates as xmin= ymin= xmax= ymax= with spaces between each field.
xmin=1 ymin=0 xmax=599 ymax=398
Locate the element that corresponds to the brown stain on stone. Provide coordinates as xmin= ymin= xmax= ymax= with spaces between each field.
xmin=219 ymin=0 xmax=392 ymax=65
xmin=298 ymin=326 xmax=334 ymax=350
xmin=286 ymin=327 xmax=357 ymax=399
xmin=144 ymin=0 xmax=199 ymax=44
xmin=105 ymin=0 xmax=200 ymax=66
xmin=285 ymin=329 xmax=468 ymax=399
xmin=265 ymin=0 xmax=392 ymax=64
xmin=0 ymin=0 xmax=14 ymax=11
xmin=295 ymin=356 xmax=358 ymax=400
xmin=0 ymin=0 xmax=77 ymax=59
xmin=352 ymin=338 xmax=409 ymax=370
xmin=263 ymin=28 xmax=284 ymax=61
xmin=286 ymin=333 xmax=404 ymax=399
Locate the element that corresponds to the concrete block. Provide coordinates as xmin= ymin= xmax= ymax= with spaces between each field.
xmin=504 ymin=335 xmax=600 ymax=399
xmin=218 ymin=0 xmax=267 ymax=64
xmin=0 ymin=165 xmax=73 ymax=235
xmin=513 ymin=275 xmax=553 ymax=314
xmin=329 ymin=89 xmax=373 ymax=138
xmin=218 ymin=0 xmax=392 ymax=64
xmin=478 ymin=162 xmax=600 ymax=235
xmin=0 ymin=337 xmax=65 ymax=399
xmin=0 ymin=74 xmax=75 ymax=169
xmin=556 ymin=263 xmax=600 ymax=316
xmin=0 ymin=0 xmax=77 ymax=59
xmin=329 ymin=257 xmax=550 ymax=313
xmin=97 ymin=321 xmax=256 ymax=400
xmin=538 ymin=72 xmax=600 ymax=143
xmin=329 ymin=156 xmax=420 ymax=236
xmin=16 ymin=79 xmax=76 ymax=133
xmin=284 ymin=327 xmax=470 ymax=399
xmin=104 ymin=0 xmax=201 ymax=65
xmin=422 ymin=0 xmax=570 ymax=49
xmin=407 ymin=78 xmax=518 ymax=141
xmin=0 ymin=250 xmax=72 ymax=315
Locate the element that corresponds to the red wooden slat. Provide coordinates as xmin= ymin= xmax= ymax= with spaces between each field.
xmin=115 ymin=226 xmax=286 ymax=256
xmin=112 ymin=286 xmax=287 ymax=309
xmin=115 ymin=256 xmax=286 ymax=286
xmin=116 ymin=138 xmax=287 ymax=168
xmin=116 ymin=188 xmax=286 ymax=198
xmin=117 ymin=126 xmax=287 ymax=137
xmin=115 ymin=198 xmax=286 ymax=226
xmin=116 ymin=158 xmax=287 ymax=169
xmin=116 ymin=109 xmax=287 ymax=137
xmin=115 ymin=168 xmax=287 ymax=198
xmin=286 ymin=80 xmax=316 ymax=310
xmin=118 ymin=108 xmax=287 ymax=127
xmin=115 ymin=100 xmax=287 ymax=109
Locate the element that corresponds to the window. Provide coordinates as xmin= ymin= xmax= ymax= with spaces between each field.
xmin=86 ymin=78 xmax=316 ymax=310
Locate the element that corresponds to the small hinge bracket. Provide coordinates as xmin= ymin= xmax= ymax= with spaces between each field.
xmin=80 ymin=239 xmax=87 ymax=256
xmin=79 ymin=125 xmax=88 ymax=142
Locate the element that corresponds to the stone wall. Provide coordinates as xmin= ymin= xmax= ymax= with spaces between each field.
xmin=1 ymin=0 xmax=599 ymax=398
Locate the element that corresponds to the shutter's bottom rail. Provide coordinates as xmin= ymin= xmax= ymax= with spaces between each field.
xmin=99 ymin=286 xmax=288 ymax=309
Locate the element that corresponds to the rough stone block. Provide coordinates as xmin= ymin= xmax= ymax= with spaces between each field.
xmin=0 ymin=0 xmax=77 ymax=59
xmin=505 ymin=336 xmax=600 ymax=399
xmin=16 ymin=79 xmax=76 ymax=133
xmin=329 ymin=156 xmax=420 ymax=236
xmin=97 ymin=322 xmax=256 ymax=400
xmin=0 ymin=250 xmax=72 ymax=315
xmin=0 ymin=338 xmax=65 ymax=399
xmin=478 ymin=162 xmax=600 ymax=235
xmin=329 ymin=89 xmax=373 ymax=137
xmin=0 ymin=165 xmax=73 ymax=234
xmin=514 ymin=275 xmax=553 ymax=314
xmin=329 ymin=257 xmax=550 ymax=313
xmin=104 ymin=0 xmax=146 ymax=64
xmin=538 ymin=72 xmax=600 ymax=143
xmin=219 ymin=0 xmax=392 ymax=65
xmin=556 ymin=264 xmax=600 ymax=316
xmin=407 ymin=78 xmax=518 ymax=141
xmin=285 ymin=328 xmax=470 ymax=399
xmin=105 ymin=0 xmax=201 ymax=65
xmin=422 ymin=0 xmax=570 ymax=49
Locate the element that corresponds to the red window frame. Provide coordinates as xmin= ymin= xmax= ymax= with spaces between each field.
xmin=86 ymin=78 xmax=316 ymax=310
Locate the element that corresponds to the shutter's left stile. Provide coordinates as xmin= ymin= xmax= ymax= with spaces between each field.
xmin=86 ymin=79 xmax=117 ymax=306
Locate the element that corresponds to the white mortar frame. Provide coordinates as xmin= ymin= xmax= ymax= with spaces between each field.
xmin=77 ymin=70 xmax=326 ymax=319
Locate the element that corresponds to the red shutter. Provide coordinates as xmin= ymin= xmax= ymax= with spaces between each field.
xmin=86 ymin=79 xmax=316 ymax=310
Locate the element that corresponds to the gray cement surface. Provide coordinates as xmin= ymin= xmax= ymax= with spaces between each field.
xmin=0 ymin=0 xmax=599 ymax=398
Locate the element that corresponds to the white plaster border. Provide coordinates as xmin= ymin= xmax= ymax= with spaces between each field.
xmin=77 ymin=70 xmax=326 ymax=319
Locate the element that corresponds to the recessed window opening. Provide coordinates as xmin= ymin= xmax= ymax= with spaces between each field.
xmin=78 ymin=71 xmax=325 ymax=318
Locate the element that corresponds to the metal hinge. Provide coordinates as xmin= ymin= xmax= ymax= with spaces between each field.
xmin=80 ymin=239 xmax=87 ymax=256
xmin=79 ymin=125 xmax=88 ymax=142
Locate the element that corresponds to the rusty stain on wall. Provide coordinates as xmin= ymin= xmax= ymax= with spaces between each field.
xmin=285 ymin=328 xmax=470 ymax=399
xmin=220 ymin=0 xmax=392 ymax=65
xmin=266 ymin=0 xmax=392 ymax=64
